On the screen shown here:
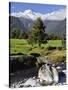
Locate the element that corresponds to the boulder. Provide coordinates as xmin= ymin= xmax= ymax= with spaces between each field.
xmin=38 ymin=64 xmax=59 ymax=85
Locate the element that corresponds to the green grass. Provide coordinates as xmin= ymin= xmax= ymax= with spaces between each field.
xmin=10 ymin=39 xmax=30 ymax=54
xmin=41 ymin=40 xmax=62 ymax=48
xmin=10 ymin=39 xmax=28 ymax=47
xmin=10 ymin=39 xmax=63 ymax=54
xmin=10 ymin=39 xmax=66 ymax=63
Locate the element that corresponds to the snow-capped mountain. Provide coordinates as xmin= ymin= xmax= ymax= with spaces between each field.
xmin=11 ymin=9 xmax=66 ymax=21
xmin=10 ymin=8 xmax=66 ymax=36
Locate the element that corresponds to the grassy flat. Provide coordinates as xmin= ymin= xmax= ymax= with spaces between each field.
xmin=10 ymin=39 xmax=66 ymax=63
xmin=10 ymin=39 xmax=63 ymax=54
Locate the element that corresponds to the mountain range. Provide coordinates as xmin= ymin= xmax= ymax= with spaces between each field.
xmin=10 ymin=9 xmax=66 ymax=36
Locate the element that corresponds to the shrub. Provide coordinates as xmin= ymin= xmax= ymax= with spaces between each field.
xmin=10 ymin=52 xmax=24 ymax=56
xmin=47 ymin=46 xmax=56 ymax=50
xmin=57 ymin=47 xmax=62 ymax=50
xmin=41 ymin=46 xmax=44 ymax=49
xmin=28 ymin=47 xmax=32 ymax=51
xmin=42 ymin=40 xmax=47 ymax=44
xmin=30 ymin=53 xmax=40 ymax=57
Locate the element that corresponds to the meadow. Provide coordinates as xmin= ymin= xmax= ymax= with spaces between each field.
xmin=10 ymin=39 xmax=62 ymax=54
xmin=10 ymin=39 xmax=66 ymax=63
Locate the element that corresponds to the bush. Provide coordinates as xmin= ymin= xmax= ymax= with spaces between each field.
xmin=57 ymin=47 xmax=62 ymax=50
xmin=40 ymin=46 xmax=44 ymax=49
xmin=28 ymin=47 xmax=32 ymax=51
xmin=42 ymin=40 xmax=47 ymax=44
xmin=47 ymin=46 xmax=56 ymax=50
xmin=10 ymin=53 xmax=24 ymax=56
xmin=30 ymin=53 xmax=40 ymax=57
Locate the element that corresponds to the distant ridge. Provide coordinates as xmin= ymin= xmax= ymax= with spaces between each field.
xmin=10 ymin=9 xmax=66 ymax=37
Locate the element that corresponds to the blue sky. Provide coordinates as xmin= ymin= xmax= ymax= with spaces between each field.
xmin=9 ymin=2 xmax=66 ymax=14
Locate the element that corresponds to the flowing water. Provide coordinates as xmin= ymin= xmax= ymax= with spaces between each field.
xmin=9 ymin=62 xmax=66 ymax=88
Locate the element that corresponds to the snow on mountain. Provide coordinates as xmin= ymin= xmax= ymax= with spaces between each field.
xmin=11 ymin=9 xmax=35 ymax=20
xmin=45 ymin=9 xmax=66 ymax=20
xmin=11 ymin=8 xmax=66 ymax=21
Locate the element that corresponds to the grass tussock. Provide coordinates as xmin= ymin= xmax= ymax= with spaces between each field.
xmin=46 ymin=50 xmax=66 ymax=63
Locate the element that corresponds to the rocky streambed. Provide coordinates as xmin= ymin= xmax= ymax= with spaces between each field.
xmin=9 ymin=55 xmax=66 ymax=88
xmin=9 ymin=63 xmax=66 ymax=88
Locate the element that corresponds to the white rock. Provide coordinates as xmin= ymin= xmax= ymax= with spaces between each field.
xmin=23 ymin=78 xmax=37 ymax=87
xmin=56 ymin=66 xmax=61 ymax=70
xmin=62 ymin=70 xmax=66 ymax=74
xmin=51 ymin=67 xmax=59 ymax=84
xmin=38 ymin=64 xmax=59 ymax=85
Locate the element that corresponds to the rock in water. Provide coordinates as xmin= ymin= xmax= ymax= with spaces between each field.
xmin=38 ymin=64 xmax=59 ymax=85
xmin=51 ymin=66 xmax=59 ymax=84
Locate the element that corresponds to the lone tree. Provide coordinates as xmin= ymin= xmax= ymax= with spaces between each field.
xmin=29 ymin=17 xmax=46 ymax=47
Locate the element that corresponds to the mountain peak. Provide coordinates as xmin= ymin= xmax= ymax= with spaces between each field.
xmin=11 ymin=8 xmax=66 ymax=21
xmin=23 ymin=9 xmax=33 ymax=14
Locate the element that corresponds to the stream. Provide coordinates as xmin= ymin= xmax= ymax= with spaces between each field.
xmin=9 ymin=62 xmax=66 ymax=88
